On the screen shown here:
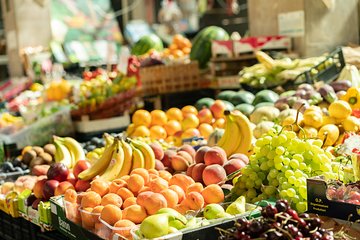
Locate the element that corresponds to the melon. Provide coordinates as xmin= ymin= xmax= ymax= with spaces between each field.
xmin=195 ymin=98 xmax=215 ymax=111
xmin=131 ymin=34 xmax=163 ymax=56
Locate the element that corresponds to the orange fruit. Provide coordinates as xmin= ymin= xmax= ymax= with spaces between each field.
xmin=109 ymin=179 xmax=127 ymax=193
xmin=169 ymin=43 xmax=178 ymax=50
xmin=212 ymin=118 xmax=225 ymax=128
xmin=131 ymin=168 xmax=150 ymax=184
xmin=81 ymin=207 xmax=95 ymax=229
xmin=132 ymin=110 xmax=151 ymax=127
xmin=166 ymin=108 xmax=183 ymax=121
xmin=158 ymin=170 xmax=172 ymax=182
xmin=126 ymin=123 xmax=136 ymax=136
xmin=117 ymin=187 xmax=134 ymax=201
xmin=81 ymin=191 xmax=101 ymax=208
xmin=150 ymin=110 xmax=167 ymax=126
xmin=90 ymin=179 xmax=109 ymax=197
xmin=100 ymin=204 xmax=122 ymax=226
xmin=127 ymin=174 xmax=145 ymax=193
xmin=160 ymin=189 xmax=179 ymax=208
xmin=92 ymin=206 xmax=104 ymax=222
xmin=112 ymin=219 xmax=135 ymax=239
xmin=172 ymin=49 xmax=184 ymax=58
xmin=169 ymin=185 xmax=185 ymax=203
xmin=64 ymin=189 xmax=77 ymax=203
xmin=186 ymin=183 xmax=204 ymax=194
xmin=148 ymin=177 xmax=168 ymax=193
xmin=198 ymin=123 xmax=214 ymax=139
xmin=182 ymin=105 xmax=198 ymax=116
xmin=122 ymin=197 xmax=137 ymax=209
xmin=181 ymin=128 xmax=201 ymax=139
xmin=182 ymin=47 xmax=191 ymax=55
xmin=123 ymin=204 xmax=147 ymax=224
xmin=131 ymin=125 xmax=150 ymax=138
xmin=181 ymin=114 xmax=200 ymax=130
xmin=173 ymin=34 xmax=184 ymax=45
xmin=201 ymin=184 xmax=225 ymax=204
xmin=149 ymin=126 xmax=167 ymax=140
xmin=164 ymin=120 xmax=182 ymax=136
xmin=183 ymin=38 xmax=192 ymax=48
xmin=101 ymin=193 xmax=123 ymax=208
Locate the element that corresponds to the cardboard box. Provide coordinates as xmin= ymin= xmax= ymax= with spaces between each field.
xmin=212 ymin=41 xmax=234 ymax=58
xmin=233 ymin=36 xmax=291 ymax=55
xmin=307 ymin=176 xmax=360 ymax=222
xmin=248 ymin=0 xmax=359 ymax=57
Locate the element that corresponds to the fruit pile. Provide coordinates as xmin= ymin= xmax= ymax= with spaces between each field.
xmin=326 ymin=180 xmax=360 ymax=205
xmin=162 ymin=34 xmax=192 ymax=60
xmin=21 ymin=144 xmax=56 ymax=168
xmin=218 ymin=200 xmax=335 ymax=240
xmin=0 ymin=112 xmax=24 ymax=133
xmin=45 ymin=79 xmax=72 ymax=101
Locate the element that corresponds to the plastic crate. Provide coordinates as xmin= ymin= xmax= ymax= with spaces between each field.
xmin=0 ymin=210 xmax=34 ymax=240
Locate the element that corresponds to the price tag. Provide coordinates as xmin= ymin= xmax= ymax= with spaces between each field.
xmin=278 ymin=11 xmax=305 ymax=37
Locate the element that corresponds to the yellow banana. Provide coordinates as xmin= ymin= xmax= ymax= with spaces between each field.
xmin=53 ymin=139 xmax=73 ymax=168
xmin=56 ymin=136 xmax=86 ymax=165
xmin=78 ymin=140 xmax=117 ymax=180
xmin=231 ymin=111 xmax=253 ymax=155
xmin=131 ymin=140 xmax=155 ymax=169
xmin=103 ymin=133 xmax=114 ymax=146
xmin=130 ymin=144 xmax=145 ymax=170
xmin=217 ymin=111 xmax=242 ymax=157
xmin=100 ymin=139 xmax=125 ymax=181
xmin=117 ymin=139 xmax=133 ymax=177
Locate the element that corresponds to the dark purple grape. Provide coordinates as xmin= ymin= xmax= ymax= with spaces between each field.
xmin=236 ymin=218 xmax=249 ymax=232
xmin=265 ymin=205 xmax=278 ymax=218
xmin=309 ymin=218 xmax=322 ymax=230
xmin=236 ymin=231 xmax=251 ymax=240
xmin=286 ymin=224 xmax=299 ymax=237
xmin=312 ymin=231 xmax=323 ymax=239
xmin=299 ymin=213 xmax=310 ymax=219
xmin=249 ymin=221 xmax=263 ymax=235
xmin=267 ymin=231 xmax=283 ymax=240
xmin=259 ymin=233 xmax=268 ymax=238
xmin=275 ymin=201 xmax=288 ymax=212
xmin=297 ymin=218 xmax=307 ymax=227
xmin=261 ymin=208 xmax=268 ymax=218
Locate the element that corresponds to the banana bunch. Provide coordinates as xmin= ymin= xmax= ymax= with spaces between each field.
xmin=132 ymin=137 xmax=173 ymax=150
xmin=78 ymin=135 xmax=155 ymax=181
xmin=217 ymin=110 xmax=253 ymax=157
xmin=53 ymin=136 xmax=86 ymax=168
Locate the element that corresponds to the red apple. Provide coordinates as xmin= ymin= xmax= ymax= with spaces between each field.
xmin=43 ymin=180 xmax=60 ymax=201
xmin=47 ymin=163 xmax=69 ymax=182
xmin=55 ymin=181 xmax=75 ymax=196
xmin=73 ymin=160 xmax=91 ymax=179
xmin=75 ymin=179 xmax=91 ymax=192
xmin=67 ymin=172 xmax=76 ymax=186
xmin=33 ymin=179 xmax=47 ymax=199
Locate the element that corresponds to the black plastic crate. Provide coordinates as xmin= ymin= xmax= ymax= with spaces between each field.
xmin=0 ymin=210 xmax=33 ymax=240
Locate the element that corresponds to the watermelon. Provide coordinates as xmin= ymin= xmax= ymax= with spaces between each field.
xmin=131 ymin=34 xmax=163 ymax=56
xmin=190 ymin=26 xmax=229 ymax=68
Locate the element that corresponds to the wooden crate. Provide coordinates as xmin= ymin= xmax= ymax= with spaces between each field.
xmin=140 ymin=62 xmax=200 ymax=96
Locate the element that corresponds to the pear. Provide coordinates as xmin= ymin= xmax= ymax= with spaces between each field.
xmin=203 ymin=203 xmax=227 ymax=220
xmin=140 ymin=213 xmax=170 ymax=239
xmin=185 ymin=217 xmax=197 ymax=229
xmin=157 ymin=208 xmax=187 ymax=229
xmin=168 ymin=226 xmax=179 ymax=234
xmin=226 ymin=196 xmax=246 ymax=215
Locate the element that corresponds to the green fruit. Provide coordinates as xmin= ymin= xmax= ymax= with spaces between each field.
xmin=280 ymin=90 xmax=296 ymax=98
xmin=190 ymin=26 xmax=229 ymax=68
xmin=195 ymin=98 xmax=215 ymax=111
xmin=156 ymin=208 xmax=187 ymax=229
xmin=230 ymin=91 xmax=255 ymax=105
xmin=216 ymin=90 xmax=237 ymax=102
xmin=222 ymin=100 xmax=234 ymax=111
xmin=254 ymin=102 xmax=275 ymax=109
xmin=131 ymin=34 xmax=163 ymax=56
xmin=203 ymin=203 xmax=226 ymax=220
xmin=140 ymin=214 xmax=169 ymax=238
xmin=235 ymin=104 xmax=255 ymax=117
xmin=252 ymin=90 xmax=279 ymax=106
xmin=207 ymin=128 xmax=224 ymax=147
xmin=168 ymin=227 xmax=179 ymax=234
xmin=226 ymin=196 xmax=246 ymax=215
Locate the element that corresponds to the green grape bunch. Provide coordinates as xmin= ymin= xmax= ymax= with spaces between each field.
xmin=231 ymin=127 xmax=341 ymax=213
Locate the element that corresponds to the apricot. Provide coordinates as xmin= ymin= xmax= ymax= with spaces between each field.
xmin=112 ymin=219 xmax=136 ymax=239
xmin=186 ymin=183 xmax=204 ymax=194
xmin=202 ymin=164 xmax=227 ymax=186
xmin=138 ymin=186 xmax=151 ymax=193
xmin=122 ymin=197 xmax=137 ymax=209
xmin=149 ymin=142 xmax=164 ymax=160
xmin=120 ymin=175 xmax=130 ymax=182
xmin=92 ymin=206 xmax=104 ymax=222
xmin=148 ymin=169 xmax=159 ymax=176
xmin=201 ymin=184 xmax=224 ymax=204
xmin=117 ymin=187 xmax=134 ymax=201
xmin=160 ymin=189 xmax=179 ymax=208
xmin=81 ymin=191 xmax=101 ymax=208
xmin=141 ymin=193 xmax=167 ymax=215
xmin=55 ymin=181 xmax=74 ymax=196
xmin=168 ymin=185 xmax=185 ymax=203
xmin=127 ymin=174 xmax=145 ymax=193
xmin=174 ymin=203 xmax=190 ymax=215
xmin=155 ymin=160 xmax=165 ymax=170
xmin=195 ymin=146 xmax=210 ymax=164
xmin=100 ymin=204 xmax=122 ymax=226
xmin=182 ymin=192 xmax=204 ymax=210
xmin=81 ymin=207 xmax=95 ymax=229
xmin=64 ymin=189 xmax=77 ymax=203
xmin=148 ymin=177 xmax=168 ymax=193
xmin=122 ymin=205 xmax=147 ymax=224
xmin=191 ymin=163 xmax=206 ymax=183
xmin=101 ymin=193 xmax=123 ymax=208
xmin=204 ymin=147 xmax=227 ymax=166
xmin=90 ymin=179 xmax=110 ymax=197
xmin=131 ymin=168 xmax=150 ymax=184
xmin=169 ymin=174 xmax=195 ymax=192
xmin=136 ymin=191 xmax=153 ymax=206
xmin=109 ymin=179 xmax=127 ymax=193
xmin=158 ymin=170 xmax=172 ymax=182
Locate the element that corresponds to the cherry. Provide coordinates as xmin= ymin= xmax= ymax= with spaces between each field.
xmin=275 ymin=201 xmax=288 ymax=212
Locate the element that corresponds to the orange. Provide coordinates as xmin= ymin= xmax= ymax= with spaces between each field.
xmin=166 ymin=108 xmax=183 ymax=121
xmin=109 ymin=179 xmax=127 ymax=193
xmin=165 ymin=136 xmax=175 ymax=143
xmin=132 ymin=110 xmax=151 ymax=127
xmin=101 ymin=193 xmax=123 ymax=208
xmin=186 ymin=183 xmax=204 ymax=194
xmin=112 ymin=219 xmax=135 ymax=239
xmin=181 ymin=114 xmax=200 ymax=130
xmin=183 ymin=38 xmax=192 ymax=48
xmin=181 ymin=105 xmax=198 ymax=116
xmin=131 ymin=125 xmax=150 ymax=138
xmin=169 ymin=185 xmax=185 ymax=203
xmin=182 ymin=47 xmax=191 ymax=55
xmin=201 ymin=184 xmax=225 ymax=204
xmin=117 ymin=187 xmax=134 ymax=201
xmin=81 ymin=207 xmax=95 ymax=229
xmin=173 ymin=34 xmax=184 ymax=46
xmin=150 ymin=110 xmax=167 ymax=126
xmin=90 ymin=179 xmax=109 ymax=197
xmin=149 ymin=125 xmax=167 ymax=140
xmin=160 ymin=189 xmax=179 ymax=208
xmin=198 ymin=123 xmax=214 ymax=139
xmin=122 ymin=197 xmax=137 ymax=209
xmin=131 ymin=168 xmax=150 ymax=184
xmin=212 ymin=118 xmax=225 ymax=129
xmin=123 ymin=205 xmax=147 ymax=224
xmin=127 ymin=174 xmax=145 ymax=193
xmin=158 ymin=170 xmax=172 ymax=182
xmin=81 ymin=191 xmax=101 ymax=208
xmin=172 ymin=49 xmax=184 ymax=58
xmin=148 ymin=177 xmax=168 ymax=193
xmin=126 ymin=123 xmax=136 ymax=136
xmin=64 ymin=189 xmax=77 ymax=203
xmin=162 ymin=48 xmax=171 ymax=56
xmin=169 ymin=43 xmax=178 ymax=50
xmin=164 ymin=120 xmax=182 ymax=136
xmin=100 ymin=204 xmax=122 ymax=226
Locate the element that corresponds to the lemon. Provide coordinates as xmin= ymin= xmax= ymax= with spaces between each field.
xmin=343 ymin=116 xmax=360 ymax=132
xmin=317 ymin=124 xmax=339 ymax=146
xmin=329 ymin=100 xmax=352 ymax=119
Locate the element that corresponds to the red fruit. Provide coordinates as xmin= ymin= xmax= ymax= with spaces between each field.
xmin=195 ymin=146 xmax=210 ymax=164
xmin=73 ymin=160 xmax=91 ymax=179
xmin=43 ymin=180 xmax=60 ymax=201
xmin=204 ymin=147 xmax=227 ymax=166
xmin=67 ymin=172 xmax=77 ymax=186
xmin=223 ymin=159 xmax=246 ymax=175
xmin=75 ymin=179 xmax=91 ymax=192
xmin=33 ymin=179 xmax=47 ymax=199
xmin=47 ymin=163 xmax=69 ymax=182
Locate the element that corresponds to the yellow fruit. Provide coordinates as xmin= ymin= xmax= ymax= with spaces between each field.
xmin=303 ymin=111 xmax=323 ymax=129
xmin=343 ymin=116 xmax=360 ymax=132
xmin=328 ymin=100 xmax=352 ymax=119
xmin=282 ymin=115 xmax=303 ymax=132
xmin=298 ymin=126 xmax=318 ymax=139
xmin=149 ymin=126 xmax=167 ymax=140
xmin=150 ymin=110 xmax=168 ymax=126
xmin=166 ymin=108 xmax=183 ymax=121
xmin=126 ymin=123 xmax=136 ymax=136
xmin=131 ymin=126 xmax=150 ymax=138
xmin=181 ymin=114 xmax=200 ymax=130
xmin=132 ymin=110 xmax=152 ymax=127
xmin=317 ymin=124 xmax=339 ymax=146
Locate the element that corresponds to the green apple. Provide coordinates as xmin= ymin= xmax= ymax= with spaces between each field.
xmin=140 ymin=213 xmax=169 ymax=239
xmin=226 ymin=196 xmax=246 ymax=215
xmin=203 ymin=204 xmax=226 ymax=220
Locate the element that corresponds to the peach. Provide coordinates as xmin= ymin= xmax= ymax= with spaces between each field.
xmin=32 ymin=165 xmax=50 ymax=176
xmin=186 ymin=164 xmax=195 ymax=177
xmin=148 ymin=169 xmax=159 ymax=176
xmin=155 ymin=159 xmax=165 ymax=170
xmin=90 ymin=179 xmax=110 ymax=197
xmin=131 ymin=168 xmax=150 ymax=184
xmin=191 ymin=163 xmax=206 ymax=183
xmin=55 ymin=181 xmax=75 ymax=196
xmin=171 ymin=153 xmax=190 ymax=171
xmin=148 ymin=177 xmax=168 ymax=193
xmin=75 ymin=179 xmax=91 ymax=192
xmin=122 ymin=197 xmax=137 ymax=209
xmin=223 ymin=159 xmax=246 ymax=175
xmin=160 ymin=189 xmax=179 ymax=208
xmin=177 ymin=151 xmax=193 ymax=164
xmin=67 ymin=172 xmax=77 ymax=186
xmin=204 ymin=147 xmax=227 ymax=166
xmin=33 ymin=179 xmax=47 ymax=199
xmin=149 ymin=142 xmax=164 ymax=160
xmin=101 ymin=193 xmax=123 ymax=208
xmin=174 ymin=203 xmax=190 ymax=215
xmin=64 ymin=189 xmax=77 ymax=203
xmin=229 ymin=153 xmax=249 ymax=164
xmin=197 ymin=108 xmax=213 ymax=124
xmin=158 ymin=170 xmax=172 ymax=182
xmin=73 ymin=160 xmax=91 ymax=179
xmin=122 ymin=205 xmax=147 ymax=224
xmin=81 ymin=207 xmax=95 ymax=229
xmin=169 ymin=174 xmax=195 ymax=192
xmin=100 ymin=204 xmax=122 ymax=226
xmin=112 ymin=219 xmax=136 ymax=239
xmin=201 ymin=184 xmax=224 ymax=204
xmin=210 ymin=100 xmax=226 ymax=119
xmin=186 ymin=183 xmax=204 ymax=194
xmin=109 ymin=179 xmax=127 ymax=193
xmin=127 ymin=174 xmax=145 ymax=193
xmin=81 ymin=191 xmax=101 ymax=208
xmin=202 ymin=164 xmax=227 ymax=186
xmin=182 ymin=192 xmax=204 ymax=210
xmin=141 ymin=193 xmax=167 ymax=215
xmin=117 ymin=187 xmax=134 ymax=201
xmin=136 ymin=191 xmax=153 ymax=206
xmin=169 ymin=185 xmax=185 ymax=203
xmin=178 ymin=144 xmax=196 ymax=159
xmin=195 ymin=146 xmax=210 ymax=163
